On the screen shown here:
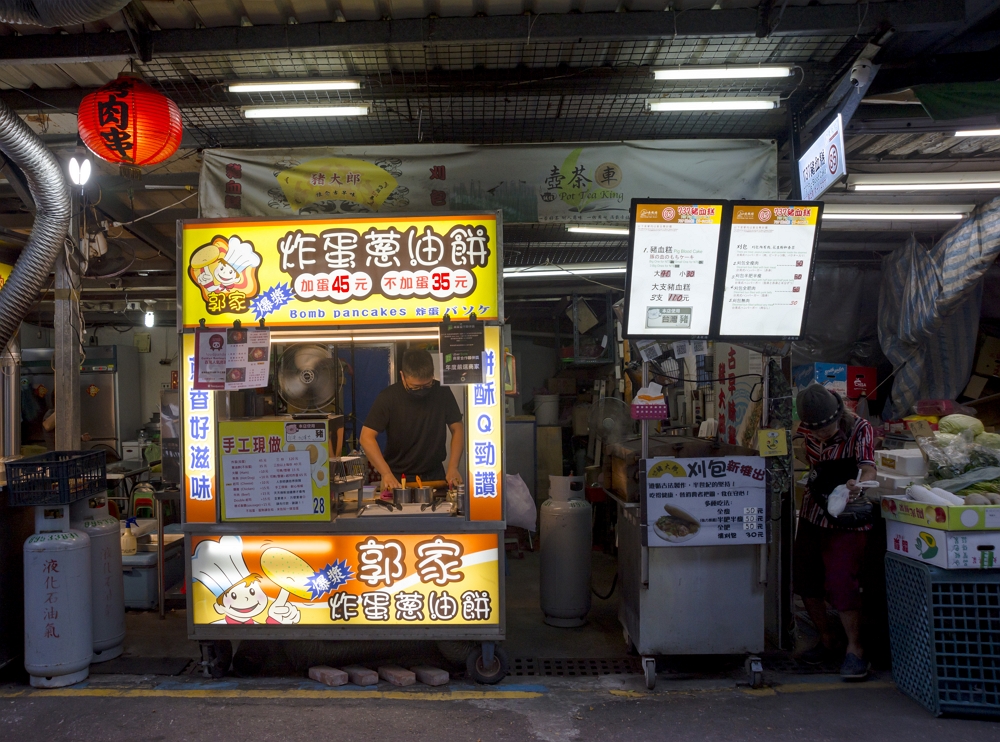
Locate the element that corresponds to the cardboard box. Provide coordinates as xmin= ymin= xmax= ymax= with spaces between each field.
xmin=793 ymin=363 xmax=847 ymax=397
xmin=881 ymin=495 xmax=1000 ymax=531
xmin=974 ymin=336 xmax=1000 ymax=378
xmin=875 ymin=448 xmax=927 ymax=477
xmin=875 ymin=470 xmax=925 ymax=495
xmin=547 ymin=377 xmax=576 ymax=395
xmin=886 ymin=519 xmax=1000 ymax=569
xmin=847 ymin=366 xmax=877 ymax=400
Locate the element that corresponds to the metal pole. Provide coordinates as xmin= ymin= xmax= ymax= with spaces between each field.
xmin=54 ymin=189 xmax=81 ymax=450
xmin=0 ymin=332 xmax=20 ymax=457
xmin=641 ymin=361 xmax=649 ymax=460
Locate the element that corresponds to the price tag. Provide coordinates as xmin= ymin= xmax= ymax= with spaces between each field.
xmin=908 ymin=420 xmax=934 ymax=439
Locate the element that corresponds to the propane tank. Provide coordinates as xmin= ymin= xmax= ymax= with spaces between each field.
xmin=540 ymin=475 xmax=592 ymax=627
xmin=24 ymin=505 xmax=93 ymax=688
xmin=71 ymin=495 xmax=125 ymax=663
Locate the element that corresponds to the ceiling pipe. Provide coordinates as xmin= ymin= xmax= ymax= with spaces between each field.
xmin=0 ymin=0 xmax=131 ymax=25
xmin=0 ymin=98 xmax=70 ymax=353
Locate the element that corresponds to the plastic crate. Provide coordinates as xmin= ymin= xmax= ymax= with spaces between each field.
xmin=6 ymin=450 xmax=107 ymax=507
xmin=886 ymin=552 xmax=1000 ymax=717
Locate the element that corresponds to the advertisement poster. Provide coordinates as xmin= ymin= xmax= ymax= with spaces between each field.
xmin=200 ymin=141 xmax=777 ymax=224
xmin=180 ymin=214 xmax=500 ymax=328
xmin=440 ymin=320 xmax=485 ymax=385
xmin=717 ymin=203 xmax=821 ymax=339
xmin=644 ymin=456 xmax=768 ymax=547
xmin=190 ymin=533 xmax=500 ymax=626
xmin=799 ymin=114 xmax=846 ymax=201
xmin=625 ymin=202 xmax=724 ymax=338
xmin=219 ymin=419 xmax=332 ymax=521
xmin=194 ymin=326 xmax=271 ymax=390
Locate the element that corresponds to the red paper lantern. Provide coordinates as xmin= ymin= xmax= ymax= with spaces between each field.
xmin=78 ymin=74 xmax=182 ymax=166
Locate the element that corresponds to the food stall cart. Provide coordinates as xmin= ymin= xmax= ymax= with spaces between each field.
xmin=177 ymin=212 xmax=508 ymax=682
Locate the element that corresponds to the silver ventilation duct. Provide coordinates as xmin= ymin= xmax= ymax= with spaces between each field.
xmin=0 ymin=0 xmax=131 ymax=26
xmin=0 ymin=99 xmax=70 ymax=354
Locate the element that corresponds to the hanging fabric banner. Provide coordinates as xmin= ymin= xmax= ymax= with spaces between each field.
xmin=200 ymin=140 xmax=777 ymax=224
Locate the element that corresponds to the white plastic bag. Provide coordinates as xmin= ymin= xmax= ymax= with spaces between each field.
xmin=827 ymin=485 xmax=850 ymax=517
xmin=505 ymin=473 xmax=537 ymax=532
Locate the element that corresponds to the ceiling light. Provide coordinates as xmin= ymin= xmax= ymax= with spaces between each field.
xmin=229 ymin=78 xmax=362 ymax=93
xmin=955 ymin=129 xmax=1000 ymax=137
xmin=823 ymin=212 xmax=966 ymax=220
xmin=270 ymin=333 xmax=440 ymax=343
xmin=566 ymin=226 xmax=630 ymax=235
xmin=68 ymin=156 xmax=91 ymax=186
xmin=242 ymin=104 xmax=370 ymax=119
xmin=144 ymin=311 xmax=155 ymax=328
xmin=653 ymin=65 xmax=792 ymax=81
xmin=648 ymin=97 xmax=780 ymax=112
xmin=504 ymin=263 xmax=627 ymax=279
xmin=822 ymin=204 xmax=973 ymax=221
xmin=848 ymin=172 xmax=1000 ymax=192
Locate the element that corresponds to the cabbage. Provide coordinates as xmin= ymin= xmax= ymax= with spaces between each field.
xmin=976 ymin=432 xmax=1000 ymax=449
xmin=935 ymin=432 xmax=958 ymax=446
xmin=939 ymin=414 xmax=985 ymax=436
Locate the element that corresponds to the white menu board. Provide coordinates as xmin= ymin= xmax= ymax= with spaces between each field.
xmin=717 ymin=204 xmax=820 ymax=338
xmin=625 ymin=203 xmax=724 ymax=337
xmin=644 ymin=456 xmax=768 ymax=547
xmin=222 ymin=450 xmax=312 ymax=519
xmin=194 ymin=326 xmax=271 ymax=390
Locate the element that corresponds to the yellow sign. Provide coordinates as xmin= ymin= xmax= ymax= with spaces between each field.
xmin=190 ymin=533 xmax=500 ymax=626
xmin=276 ymin=157 xmax=399 ymax=213
xmin=218 ymin=419 xmax=333 ymax=522
xmin=0 ymin=261 xmax=12 ymax=292
xmin=180 ymin=214 xmax=500 ymax=328
xmin=757 ymin=429 xmax=788 ymax=458
xmin=183 ymin=333 xmax=218 ymax=523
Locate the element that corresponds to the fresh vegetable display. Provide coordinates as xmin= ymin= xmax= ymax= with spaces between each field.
xmin=975 ymin=432 xmax=1000 ymax=449
xmin=918 ymin=428 xmax=1000 ymax=481
xmin=937 ymin=414 xmax=985 ymax=436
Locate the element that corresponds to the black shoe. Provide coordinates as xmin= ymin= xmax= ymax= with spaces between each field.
xmin=840 ymin=652 xmax=871 ymax=681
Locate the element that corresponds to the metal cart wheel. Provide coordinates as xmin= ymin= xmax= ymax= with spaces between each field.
xmin=745 ymin=655 xmax=764 ymax=689
xmin=466 ymin=642 xmax=509 ymax=685
xmin=200 ymin=640 xmax=232 ymax=679
xmin=642 ymin=657 xmax=656 ymax=690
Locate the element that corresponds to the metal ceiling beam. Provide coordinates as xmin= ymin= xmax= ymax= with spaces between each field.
xmin=91 ymin=197 xmax=177 ymax=264
xmin=0 ymin=2 xmax=965 ymax=64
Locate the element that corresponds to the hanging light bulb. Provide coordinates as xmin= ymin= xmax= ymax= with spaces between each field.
xmin=68 ymin=157 xmax=91 ymax=186
xmin=144 ymin=311 xmax=155 ymax=328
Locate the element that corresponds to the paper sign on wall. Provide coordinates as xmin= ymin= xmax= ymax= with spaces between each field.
xmin=194 ymin=326 xmax=271 ymax=390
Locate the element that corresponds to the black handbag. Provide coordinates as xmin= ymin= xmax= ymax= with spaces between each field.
xmin=808 ymin=457 xmax=874 ymax=528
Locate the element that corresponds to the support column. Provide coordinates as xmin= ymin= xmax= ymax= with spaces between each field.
xmin=54 ymin=190 xmax=81 ymax=450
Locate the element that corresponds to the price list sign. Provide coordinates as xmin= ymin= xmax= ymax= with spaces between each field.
xmin=716 ymin=203 xmax=822 ymax=339
xmin=624 ymin=202 xmax=724 ymax=338
xmin=643 ymin=456 xmax=768 ymax=547
xmin=222 ymin=450 xmax=313 ymax=519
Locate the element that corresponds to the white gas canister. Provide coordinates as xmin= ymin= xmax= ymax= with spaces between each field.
xmin=540 ymin=475 xmax=592 ymax=627
xmin=24 ymin=528 xmax=93 ymax=687
xmin=71 ymin=496 xmax=126 ymax=662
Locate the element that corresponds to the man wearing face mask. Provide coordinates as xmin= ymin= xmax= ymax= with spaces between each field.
xmin=360 ymin=348 xmax=464 ymax=493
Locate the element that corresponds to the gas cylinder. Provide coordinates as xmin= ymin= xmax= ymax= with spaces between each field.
xmin=71 ymin=495 xmax=126 ymax=662
xmin=540 ymin=475 xmax=592 ymax=627
xmin=24 ymin=504 xmax=93 ymax=688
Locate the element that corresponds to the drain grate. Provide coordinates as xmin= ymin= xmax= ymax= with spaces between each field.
xmin=511 ymin=657 xmax=643 ymax=677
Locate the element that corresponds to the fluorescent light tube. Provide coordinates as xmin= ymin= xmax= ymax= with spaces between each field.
xmin=848 ymin=172 xmax=1000 ymax=192
xmin=653 ymin=66 xmax=792 ymax=81
xmin=822 ymin=212 xmax=966 ymax=220
xmin=243 ymin=104 xmax=370 ymax=119
xmin=648 ymin=97 xmax=779 ymax=112
xmin=954 ymin=129 xmax=1000 ymax=137
xmin=271 ymin=333 xmax=440 ymax=343
xmin=853 ymin=182 xmax=1000 ymax=192
xmin=504 ymin=264 xmax=628 ymax=279
xmin=566 ymin=226 xmax=630 ymax=235
xmin=229 ymin=79 xmax=362 ymax=93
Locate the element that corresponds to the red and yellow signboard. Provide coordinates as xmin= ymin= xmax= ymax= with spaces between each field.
xmin=180 ymin=214 xmax=500 ymax=328
xmin=190 ymin=533 xmax=499 ymax=626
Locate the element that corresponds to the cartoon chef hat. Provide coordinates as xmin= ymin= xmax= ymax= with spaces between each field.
xmin=191 ymin=535 xmax=251 ymax=598
xmin=222 ymin=236 xmax=262 ymax=274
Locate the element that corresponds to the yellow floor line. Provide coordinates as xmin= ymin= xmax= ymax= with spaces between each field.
xmin=0 ymin=688 xmax=542 ymax=701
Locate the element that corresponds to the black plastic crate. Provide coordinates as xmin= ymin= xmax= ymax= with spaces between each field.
xmin=6 ymin=450 xmax=107 ymax=507
xmin=886 ymin=551 xmax=1000 ymax=717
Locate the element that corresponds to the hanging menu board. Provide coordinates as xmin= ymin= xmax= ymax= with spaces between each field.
xmin=715 ymin=203 xmax=822 ymax=340
xmin=624 ymin=201 xmax=724 ymax=338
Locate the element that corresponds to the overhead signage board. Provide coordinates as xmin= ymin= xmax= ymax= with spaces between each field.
xmin=623 ymin=201 xmax=725 ymax=339
xmin=798 ymin=114 xmax=846 ymax=201
xmin=179 ymin=214 xmax=500 ymax=329
xmin=715 ymin=202 xmax=822 ymax=340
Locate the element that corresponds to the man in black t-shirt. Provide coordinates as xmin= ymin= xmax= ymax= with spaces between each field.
xmin=360 ymin=348 xmax=464 ymax=492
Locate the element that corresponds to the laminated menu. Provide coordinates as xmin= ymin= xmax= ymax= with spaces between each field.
xmin=194 ymin=326 xmax=271 ymax=390
xmin=222 ymin=450 xmax=313 ymax=519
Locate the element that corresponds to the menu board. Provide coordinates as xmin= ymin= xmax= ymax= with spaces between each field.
xmin=716 ymin=203 xmax=821 ymax=339
xmin=223 ymin=450 xmax=313 ymax=519
xmin=624 ymin=202 xmax=724 ymax=338
xmin=644 ymin=456 xmax=768 ymax=547
xmin=440 ymin=320 xmax=485 ymax=385
xmin=194 ymin=326 xmax=271 ymax=390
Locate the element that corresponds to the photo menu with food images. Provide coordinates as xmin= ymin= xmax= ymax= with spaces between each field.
xmin=624 ymin=202 xmax=724 ymax=338
xmin=195 ymin=326 xmax=272 ymax=390
xmin=643 ymin=456 xmax=768 ymax=547
xmin=716 ymin=203 xmax=821 ymax=339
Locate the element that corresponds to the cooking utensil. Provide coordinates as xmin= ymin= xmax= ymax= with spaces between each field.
xmin=411 ymin=486 xmax=433 ymax=504
xmin=393 ymin=487 xmax=415 ymax=505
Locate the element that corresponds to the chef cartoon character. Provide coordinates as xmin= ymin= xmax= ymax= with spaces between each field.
xmin=191 ymin=535 xmax=300 ymax=625
xmin=188 ymin=235 xmax=263 ymax=309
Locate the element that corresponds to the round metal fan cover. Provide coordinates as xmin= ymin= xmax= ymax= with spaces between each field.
xmin=277 ymin=343 xmax=338 ymax=410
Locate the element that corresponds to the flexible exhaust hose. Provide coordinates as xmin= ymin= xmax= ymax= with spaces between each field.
xmin=0 ymin=0 xmax=131 ymax=25
xmin=0 ymin=98 xmax=70 ymax=353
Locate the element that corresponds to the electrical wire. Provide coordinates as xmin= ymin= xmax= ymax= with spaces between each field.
xmin=112 ymin=190 xmax=198 ymax=226
xmin=505 ymin=262 xmax=626 ymax=292
xmin=591 ymin=573 xmax=617 ymax=600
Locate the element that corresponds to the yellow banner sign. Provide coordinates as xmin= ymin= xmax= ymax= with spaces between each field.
xmin=190 ymin=533 xmax=499 ymax=626
xmin=180 ymin=214 xmax=500 ymax=328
